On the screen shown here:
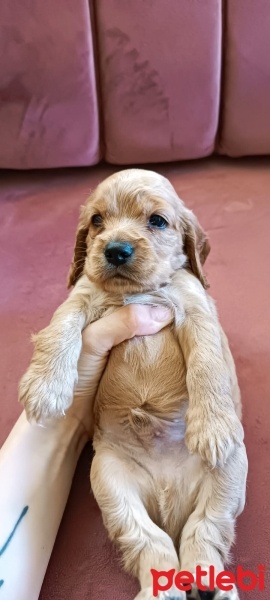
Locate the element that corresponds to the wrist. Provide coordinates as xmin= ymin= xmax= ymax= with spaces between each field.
xmin=20 ymin=410 xmax=88 ymax=462
xmin=60 ymin=414 xmax=89 ymax=455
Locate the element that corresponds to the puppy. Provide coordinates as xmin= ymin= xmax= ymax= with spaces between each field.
xmin=20 ymin=169 xmax=247 ymax=600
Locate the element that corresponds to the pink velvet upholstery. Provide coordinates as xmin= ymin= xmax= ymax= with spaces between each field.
xmin=219 ymin=0 xmax=270 ymax=156
xmin=94 ymin=0 xmax=222 ymax=164
xmin=1 ymin=160 xmax=270 ymax=600
xmin=0 ymin=0 xmax=100 ymax=168
xmin=1 ymin=2 xmax=270 ymax=167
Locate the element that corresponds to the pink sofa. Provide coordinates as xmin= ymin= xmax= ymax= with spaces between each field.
xmin=1 ymin=3 xmax=270 ymax=600
xmin=0 ymin=0 xmax=270 ymax=168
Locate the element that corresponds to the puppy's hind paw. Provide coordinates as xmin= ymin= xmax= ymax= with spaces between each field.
xmin=186 ymin=588 xmax=215 ymax=599
xmin=134 ymin=586 xmax=186 ymax=600
xmin=212 ymin=584 xmax=240 ymax=600
xmin=187 ymin=584 xmax=239 ymax=599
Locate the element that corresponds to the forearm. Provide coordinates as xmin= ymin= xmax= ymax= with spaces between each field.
xmin=0 ymin=302 xmax=172 ymax=600
xmin=0 ymin=412 xmax=86 ymax=600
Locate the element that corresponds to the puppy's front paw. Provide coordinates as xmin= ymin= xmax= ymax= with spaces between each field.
xmin=185 ymin=409 xmax=244 ymax=468
xmin=19 ymin=363 xmax=77 ymax=423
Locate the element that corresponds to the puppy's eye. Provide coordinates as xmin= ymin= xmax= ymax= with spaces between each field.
xmin=148 ymin=214 xmax=168 ymax=229
xmin=91 ymin=214 xmax=103 ymax=227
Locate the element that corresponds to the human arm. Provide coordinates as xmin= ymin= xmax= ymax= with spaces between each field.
xmin=0 ymin=303 xmax=171 ymax=600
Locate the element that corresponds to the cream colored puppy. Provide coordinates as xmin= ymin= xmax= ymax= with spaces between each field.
xmin=20 ymin=169 xmax=247 ymax=600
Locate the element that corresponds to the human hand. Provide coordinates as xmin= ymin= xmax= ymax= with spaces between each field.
xmin=67 ymin=304 xmax=172 ymax=437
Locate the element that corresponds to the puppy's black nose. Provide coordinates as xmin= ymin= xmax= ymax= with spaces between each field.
xmin=104 ymin=241 xmax=134 ymax=266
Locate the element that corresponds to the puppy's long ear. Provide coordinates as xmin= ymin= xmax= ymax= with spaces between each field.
xmin=182 ymin=208 xmax=210 ymax=289
xmin=67 ymin=207 xmax=89 ymax=289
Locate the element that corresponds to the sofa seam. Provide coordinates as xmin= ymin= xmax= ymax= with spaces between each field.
xmin=215 ymin=0 xmax=228 ymax=154
xmin=88 ymin=0 xmax=106 ymax=162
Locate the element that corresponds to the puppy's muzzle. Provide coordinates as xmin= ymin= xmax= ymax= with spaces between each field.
xmin=104 ymin=241 xmax=134 ymax=267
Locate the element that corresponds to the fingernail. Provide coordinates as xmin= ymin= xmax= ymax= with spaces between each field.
xmin=151 ymin=305 xmax=171 ymax=322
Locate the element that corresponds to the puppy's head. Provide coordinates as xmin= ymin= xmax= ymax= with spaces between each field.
xmin=68 ymin=169 xmax=210 ymax=294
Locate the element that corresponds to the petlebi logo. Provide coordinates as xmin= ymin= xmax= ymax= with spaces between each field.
xmin=151 ymin=565 xmax=266 ymax=596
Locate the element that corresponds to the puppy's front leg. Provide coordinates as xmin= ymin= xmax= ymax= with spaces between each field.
xmin=19 ymin=276 xmax=99 ymax=422
xmin=174 ymin=271 xmax=244 ymax=467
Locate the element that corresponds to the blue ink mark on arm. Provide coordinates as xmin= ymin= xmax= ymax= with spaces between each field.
xmin=0 ymin=506 xmax=29 ymax=557
xmin=0 ymin=580 xmax=4 ymax=587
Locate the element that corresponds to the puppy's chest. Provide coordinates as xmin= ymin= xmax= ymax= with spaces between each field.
xmin=95 ymin=325 xmax=188 ymax=427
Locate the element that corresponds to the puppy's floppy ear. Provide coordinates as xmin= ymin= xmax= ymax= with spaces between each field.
xmin=67 ymin=207 xmax=89 ymax=289
xmin=182 ymin=208 xmax=210 ymax=289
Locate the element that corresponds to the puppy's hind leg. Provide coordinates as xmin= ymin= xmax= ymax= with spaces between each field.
xmin=179 ymin=444 xmax=247 ymax=600
xmin=90 ymin=448 xmax=185 ymax=600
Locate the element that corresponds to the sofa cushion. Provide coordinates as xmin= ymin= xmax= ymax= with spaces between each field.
xmin=219 ymin=0 xmax=270 ymax=156
xmin=95 ymin=0 xmax=222 ymax=164
xmin=0 ymin=0 xmax=100 ymax=168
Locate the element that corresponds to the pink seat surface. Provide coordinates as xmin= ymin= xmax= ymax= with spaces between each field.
xmin=219 ymin=0 xmax=270 ymax=156
xmin=1 ymin=159 xmax=270 ymax=599
xmin=95 ymin=0 xmax=222 ymax=164
xmin=0 ymin=0 xmax=100 ymax=169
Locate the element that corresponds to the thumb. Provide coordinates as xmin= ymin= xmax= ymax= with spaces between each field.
xmin=131 ymin=304 xmax=172 ymax=337
xmin=149 ymin=305 xmax=172 ymax=323
xmin=82 ymin=303 xmax=173 ymax=356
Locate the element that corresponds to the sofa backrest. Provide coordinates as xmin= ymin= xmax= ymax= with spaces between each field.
xmin=0 ymin=0 xmax=269 ymax=168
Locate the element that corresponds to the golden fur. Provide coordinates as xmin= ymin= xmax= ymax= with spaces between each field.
xmin=20 ymin=169 xmax=247 ymax=600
